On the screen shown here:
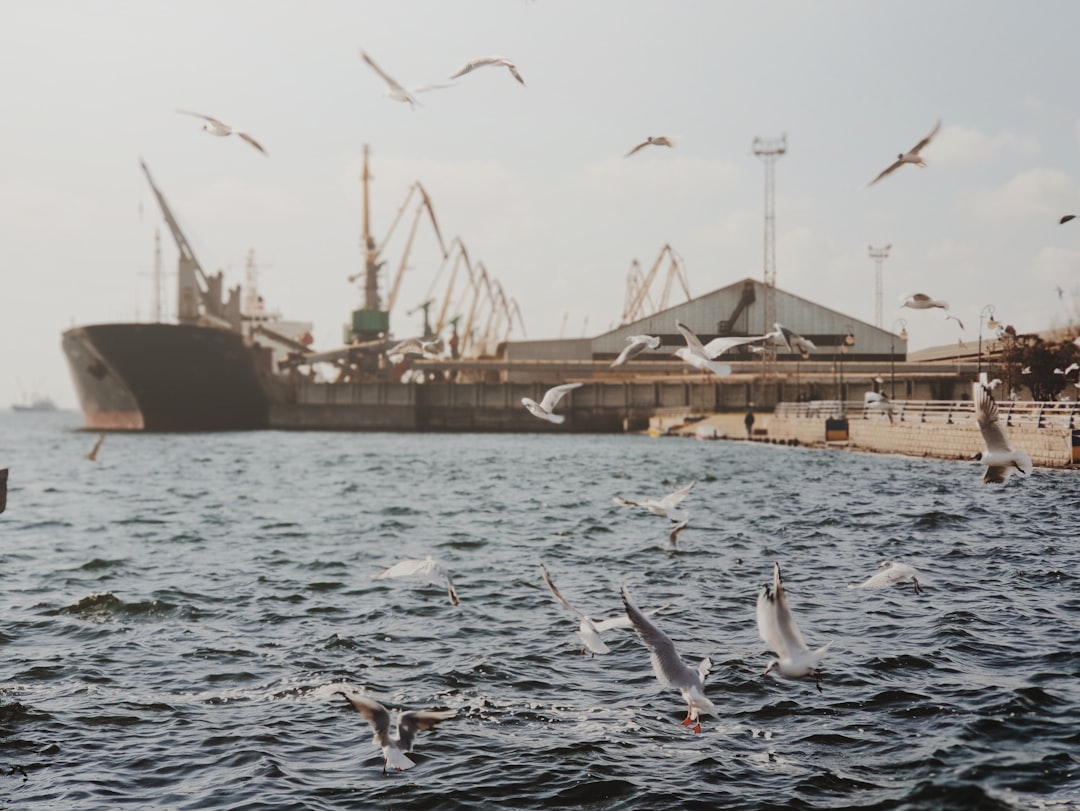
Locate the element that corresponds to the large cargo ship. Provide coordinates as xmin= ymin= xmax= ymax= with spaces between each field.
xmin=63 ymin=160 xmax=312 ymax=431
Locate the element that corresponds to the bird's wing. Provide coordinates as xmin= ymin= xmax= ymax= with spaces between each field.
xmin=450 ymin=56 xmax=503 ymax=78
xmin=506 ymin=63 xmax=526 ymax=85
xmin=1060 ymin=214 xmax=1076 ymax=225
xmin=612 ymin=495 xmax=640 ymax=508
xmin=625 ymin=139 xmax=649 ymax=157
xmin=945 ymin=313 xmax=964 ymax=330
xmin=375 ymin=558 xmax=427 ymax=579
xmin=867 ymin=158 xmax=904 ymax=187
xmin=338 ymin=692 xmax=392 ymax=746
xmin=910 ymin=119 xmax=942 ymax=154
xmin=397 ymin=709 xmax=457 ymax=752
xmin=653 ymin=136 xmax=674 ymax=147
xmin=539 ymin=564 xmax=589 ymax=622
xmin=657 ymin=480 xmax=695 ymax=509
xmin=675 ymin=321 xmax=708 ymax=357
xmin=538 ymin=382 xmax=582 ymax=412
xmin=702 ymin=334 xmax=765 ymax=359
xmin=361 ymin=50 xmax=412 ymax=98
xmin=974 ymin=382 xmax=1012 ymax=453
xmin=621 ymin=586 xmax=692 ymax=688
xmin=176 ymin=109 xmax=226 ymax=127
xmin=594 ymin=601 xmax=669 ymax=632
xmin=411 ymin=82 xmax=456 ymax=94
xmin=757 ymin=563 xmax=809 ymax=656
xmin=610 ymin=341 xmax=641 ymax=368
xmin=441 ymin=570 xmax=460 ymax=606
xmin=237 ymin=132 xmax=267 ymax=155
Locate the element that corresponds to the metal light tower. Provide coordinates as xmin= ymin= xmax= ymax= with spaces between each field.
xmin=753 ymin=134 xmax=787 ymax=381
xmin=868 ymin=243 xmax=892 ymax=328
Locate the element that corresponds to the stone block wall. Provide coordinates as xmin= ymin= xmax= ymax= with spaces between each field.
xmin=767 ymin=413 xmax=1073 ymax=467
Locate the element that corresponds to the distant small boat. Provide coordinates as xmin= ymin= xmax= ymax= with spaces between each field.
xmin=12 ymin=395 xmax=57 ymax=412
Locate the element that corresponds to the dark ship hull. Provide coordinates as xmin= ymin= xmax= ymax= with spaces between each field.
xmin=62 ymin=322 xmax=281 ymax=431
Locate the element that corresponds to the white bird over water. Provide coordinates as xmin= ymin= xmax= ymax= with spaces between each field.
xmin=866 ymin=119 xmax=941 ymax=187
xmin=539 ymin=564 xmax=667 ymax=656
xmin=613 ymin=480 xmax=695 ymax=520
xmin=626 ymin=135 xmax=674 ymax=157
xmin=450 ymin=56 xmax=526 ymax=85
xmin=336 ymin=690 xmax=456 ymax=774
xmin=757 ymin=562 xmax=831 ymax=692
xmin=973 ymin=373 xmax=1033 ymax=484
xmin=360 ymin=49 xmax=448 ymax=107
xmin=674 ymin=321 xmax=732 ymax=378
xmin=175 ymin=110 xmax=267 ymax=155
xmin=375 ymin=555 xmax=460 ymax=605
xmin=621 ymin=585 xmax=714 ymax=732
xmin=848 ymin=561 xmax=924 ymax=594
xmin=610 ymin=334 xmax=661 ymax=368
xmin=522 ymin=382 xmax=582 ymax=424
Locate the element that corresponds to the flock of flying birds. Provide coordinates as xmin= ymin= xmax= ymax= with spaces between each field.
xmin=356 ymin=510 xmax=928 ymax=771
xmin=350 ymin=367 xmax=1029 ymax=774
xmin=165 ymin=58 xmax=1051 ymax=773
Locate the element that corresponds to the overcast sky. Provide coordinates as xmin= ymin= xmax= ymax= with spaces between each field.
xmin=3 ymin=0 xmax=1080 ymax=409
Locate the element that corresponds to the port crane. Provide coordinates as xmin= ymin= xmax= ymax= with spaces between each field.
xmin=620 ymin=244 xmax=691 ymax=325
xmin=139 ymin=159 xmax=241 ymax=329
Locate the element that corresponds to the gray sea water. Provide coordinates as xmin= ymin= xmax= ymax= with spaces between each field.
xmin=1 ymin=410 xmax=1078 ymax=810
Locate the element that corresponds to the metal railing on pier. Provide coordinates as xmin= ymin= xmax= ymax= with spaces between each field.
xmin=774 ymin=399 xmax=1080 ymax=430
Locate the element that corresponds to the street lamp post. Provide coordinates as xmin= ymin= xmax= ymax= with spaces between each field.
xmin=838 ymin=327 xmax=855 ymax=414
xmin=890 ymin=318 xmax=908 ymax=399
xmin=977 ymin=304 xmax=999 ymax=379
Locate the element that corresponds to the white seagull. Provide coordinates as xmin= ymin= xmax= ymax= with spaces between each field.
xmin=848 ymin=561 xmax=924 ymax=595
xmin=449 ymin=56 xmax=526 ymax=86
xmin=374 ymin=555 xmax=459 ymax=605
xmin=864 ymin=391 xmax=899 ymax=424
xmin=613 ymin=480 xmax=695 ymax=520
xmin=866 ymin=119 xmax=941 ymax=187
xmin=387 ymin=337 xmax=444 ymax=362
xmin=900 ymin=293 xmax=964 ymax=329
xmin=626 ymin=136 xmax=674 ymax=157
xmin=1054 ymin=363 xmax=1079 ymax=376
xmin=973 ymin=373 xmax=1033 ymax=484
xmin=539 ymin=564 xmax=666 ymax=656
xmin=621 ymin=585 xmax=714 ymax=732
xmin=337 ymin=690 xmax=456 ymax=774
xmin=757 ymin=562 xmax=831 ymax=692
xmin=674 ymin=321 xmax=732 ymax=378
xmin=175 ymin=110 xmax=267 ymax=155
xmin=360 ymin=49 xmax=448 ymax=107
xmin=770 ymin=323 xmax=817 ymax=357
xmin=522 ymin=382 xmax=583 ymax=424
xmin=611 ymin=334 xmax=662 ymax=368
xmin=701 ymin=331 xmax=778 ymax=360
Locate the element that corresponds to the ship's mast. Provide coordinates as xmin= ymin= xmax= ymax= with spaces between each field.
xmin=153 ymin=228 xmax=163 ymax=322
xmin=362 ymin=144 xmax=380 ymax=311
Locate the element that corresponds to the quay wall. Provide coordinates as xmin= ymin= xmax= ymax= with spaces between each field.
xmin=765 ymin=412 xmax=1074 ymax=468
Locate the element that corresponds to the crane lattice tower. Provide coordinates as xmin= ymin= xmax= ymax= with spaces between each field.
xmin=753 ymin=134 xmax=787 ymax=380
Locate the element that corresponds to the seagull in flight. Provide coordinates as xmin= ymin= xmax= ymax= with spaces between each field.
xmin=701 ymin=330 xmax=778 ymax=360
xmin=626 ymin=136 xmax=674 ymax=157
xmin=769 ymin=323 xmax=817 ymax=357
xmin=450 ymin=56 xmax=526 ymax=85
xmin=613 ymin=480 xmax=695 ymax=520
xmin=522 ymin=382 xmax=582 ymax=424
xmin=539 ymin=564 xmax=666 ymax=656
xmin=621 ymin=585 xmax=714 ymax=733
xmin=374 ymin=555 xmax=459 ymax=605
xmin=611 ymin=334 xmax=661 ymax=368
xmin=336 ymin=690 xmax=456 ymax=773
xmin=973 ymin=373 xmax=1032 ymax=484
xmin=864 ymin=391 xmax=899 ymax=423
xmin=848 ymin=561 xmax=923 ymax=595
xmin=387 ymin=337 xmax=444 ymax=362
xmin=900 ymin=293 xmax=964 ymax=329
xmin=866 ymin=119 xmax=941 ymax=187
xmin=360 ymin=49 xmax=448 ymax=107
xmin=674 ymin=321 xmax=732 ymax=378
xmin=757 ymin=562 xmax=831 ymax=692
xmin=175 ymin=110 xmax=267 ymax=155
